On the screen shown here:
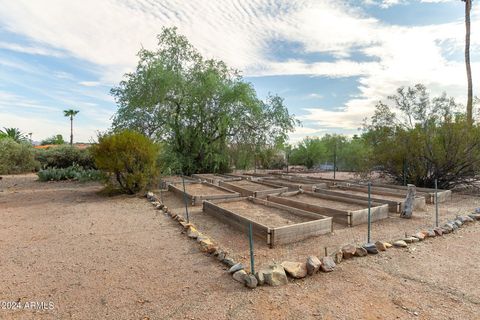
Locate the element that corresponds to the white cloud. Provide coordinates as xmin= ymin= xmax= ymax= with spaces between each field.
xmin=0 ymin=41 xmax=65 ymax=57
xmin=0 ymin=0 xmax=478 ymax=139
xmin=78 ymin=81 xmax=101 ymax=87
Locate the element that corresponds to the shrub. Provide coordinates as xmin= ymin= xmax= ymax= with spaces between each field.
xmin=35 ymin=145 xmax=95 ymax=169
xmin=0 ymin=138 xmax=39 ymax=174
xmin=40 ymin=134 xmax=65 ymax=145
xmin=91 ymin=130 xmax=159 ymax=194
xmin=37 ymin=164 xmax=103 ymax=182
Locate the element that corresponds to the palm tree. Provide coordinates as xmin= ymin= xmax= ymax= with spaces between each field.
xmin=0 ymin=127 xmax=26 ymax=142
xmin=63 ymin=109 xmax=79 ymax=145
xmin=462 ymin=0 xmax=473 ymax=125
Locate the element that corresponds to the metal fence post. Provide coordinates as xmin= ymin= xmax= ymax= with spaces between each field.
xmin=248 ymin=223 xmax=255 ymax=275
xmin=182 ymin=175 xmax=190 ymax=223
xmin=367 ymin=182 xmax=371 ymax=243
xmin=435 ymin=179 xmax=439 ymax=227
xmin=159 ymin=177 xmax=164 ymax=203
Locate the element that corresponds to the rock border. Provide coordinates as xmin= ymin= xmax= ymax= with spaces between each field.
xmin=146 ymin=191 xmax=480 ymax=289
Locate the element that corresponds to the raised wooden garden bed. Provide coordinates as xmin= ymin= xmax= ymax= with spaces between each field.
xmin=266 ymin=190 xmax=389 ymax=227
xmin=314 ymin=186 xmax=426 ymax=213
xmin=168 ymin=182 xmax=240 ymax=206
xmin=366 ymin=183 xmax=452 ymax=204
xmin=191 ymin=173 xmax=242 ymax=185
xmin=219 ymin=180 xmax=288 ymax=198
xmin=202 ymin=197 xmax=333 ymax=247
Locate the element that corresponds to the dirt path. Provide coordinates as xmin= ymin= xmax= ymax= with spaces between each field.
xmin=1 ymin=175 xmax=479 ymax=319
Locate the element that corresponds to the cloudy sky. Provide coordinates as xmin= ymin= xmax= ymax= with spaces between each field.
xmin=0 ymin=0 xmax=478 ymax=143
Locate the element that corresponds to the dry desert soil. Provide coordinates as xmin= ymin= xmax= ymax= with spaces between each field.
xmin=1 ymin=174 xmax=480 ymax=320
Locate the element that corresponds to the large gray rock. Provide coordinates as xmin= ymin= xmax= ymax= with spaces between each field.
xmin=426 ymin=229 xmax=436 ymax=238
xmin=400 ymin=184 xmax=416 ymax=219
xmin=245 ymin=274 xmax=258 ymax=289
xmin=453 ymin=220 xmax=462 ymax=227
xmin=363 ymin=243 xmax=379 ymax=254
xmin=306 ymin=256 xmax=321 ymax=275
xmin=228 ymin=263 xmax=244 ymax=274
xmin=342 ymin=245 xmax=357 ymax=259
xmin=331 ymin=250 xmax=343 ymax=264
xmin=320 ymin=256 xmax=336 ymax=272
xmin=355 ymin=247 xmax=368 ymax=257
xmin=262 ymin=264 xmax=288 ymax=286
xmin=232 ymin=270 xmax=247 ymax=283
xmin=475 ymin=208 xmax=480 ymax=214
xmin=403 ymin=236 xmax=419 ymax=243
xmin=255 ymin=271 xmax=265 ymax=286
xmin=222 ymin=258 xmax=236 ymax=267
xmin=442 ymin=223 xmax=454 ymax=233
xmin=281 ymin=261 xmax=308 ymax=279
xmin=413 ymin=232 xmax=426 ymax=241
xmin=393 ymin=240 xmax=408 ymax=248
xmin=433 ymin=227 xmax=443 ymax=236
xmin=187 ymin=227 xmax=200 ymax=239
xmin=469 ymin=213 xmax=480 ymax=221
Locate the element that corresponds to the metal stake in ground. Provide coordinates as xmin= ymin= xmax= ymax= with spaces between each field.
xmin=248 ymin=223 xmax=255 ymax=275
xmin=182 ymin=175 xmax=190 ymax=223
xmin=367 ymin=182 xmax=371 ymax=243
xmin=159 ymin=177 xmax=164 ymax=203
xmin=435 ymin=179 xmax=439 ymax=227
xmin=333 ymin=141 xmax=337 ymax=180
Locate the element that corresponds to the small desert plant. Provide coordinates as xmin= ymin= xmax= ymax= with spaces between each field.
xmin=91 ymin=130 xmax=159 ymax=194
xmin=0 ymin=138 xmax=39 ymax=174
xmin=37 ymin=164 xmax=103 ymax=182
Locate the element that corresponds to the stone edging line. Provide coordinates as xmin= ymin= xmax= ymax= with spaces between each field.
xmin=146 ymin=191 xmax=480 ymax=289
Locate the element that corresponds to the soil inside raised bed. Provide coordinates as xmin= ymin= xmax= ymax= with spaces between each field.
xmin=227 ymin=180 xmax=279 ymax=191
xmin=285 ymin=193 xmax=369 ymax=211
xmin=182 ymin=183 xmax=233 ymax=196
xmin=215 ymin=199 xmax=310 ymax=227
xmin=329 ymin=188 xmax=407 ymax=201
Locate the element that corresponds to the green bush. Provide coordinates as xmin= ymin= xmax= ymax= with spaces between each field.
xmin=37 ymin=164 xmax=103 ymax=182
xmin=35 ymin=145 xmax=95 ymax=169
xmin=0 ymin=138 xmax=39 ymax=174
xmin=91 ymin=130 xmax=159 ymax=194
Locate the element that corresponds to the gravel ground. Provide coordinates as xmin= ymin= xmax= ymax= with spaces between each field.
xmin=1 ymin=174 xmax=480 ymax=319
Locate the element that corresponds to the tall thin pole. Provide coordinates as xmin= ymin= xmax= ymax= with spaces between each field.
xmin=333 ymin=141 xmax=337 ymax=180
xmin=367 ymin=182 xmax=371 ymax=243
xmin=182 ymin=175 xmax=190 ymax=223
xmin=435 ymin=179 xmax=439 ymax=227
xmin=70 ymin=115 xmax=73 ymax=146
xmin=248 ymin=223 xmax=255 ymax=274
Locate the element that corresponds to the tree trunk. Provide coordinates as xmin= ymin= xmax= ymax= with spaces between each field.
xmin=465 ymin=0 xmax=473 ymax=125
xmin=70 ymin=115 xmax=73 ymax=145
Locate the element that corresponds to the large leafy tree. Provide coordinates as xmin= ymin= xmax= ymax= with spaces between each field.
xmin=63 ymin=109 xmax=79 ymax=145
xmin=112 ymin=27 xmax=297 ymax=174
xmin=363 ymin=84 xmax=480 ymax=188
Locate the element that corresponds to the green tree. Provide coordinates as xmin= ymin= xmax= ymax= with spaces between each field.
xmin=111 ymin=27 xmax=297 ymax=174
xmin=462 ymin=0 xmax=473 ymax=125
xmin=289 ymin=137 xmax=326 ymax=169
xmin=91 ymin=130 xmax=159 ymax=194
xmin=363 ymin=84 xmax=480 ymax=188
xmin=41 ymin=134 xmax=65 ymax=145
xmin=0 ymin=127 xmax=27 ymax=143
xmin=63 ymin=109 xmax=79 ymax=145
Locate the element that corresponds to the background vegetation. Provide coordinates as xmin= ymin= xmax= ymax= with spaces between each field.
xmin=91 ymin=130 xmax=159 ymax=194
xmin=111 ymin=27 xmax=297 ymax=175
